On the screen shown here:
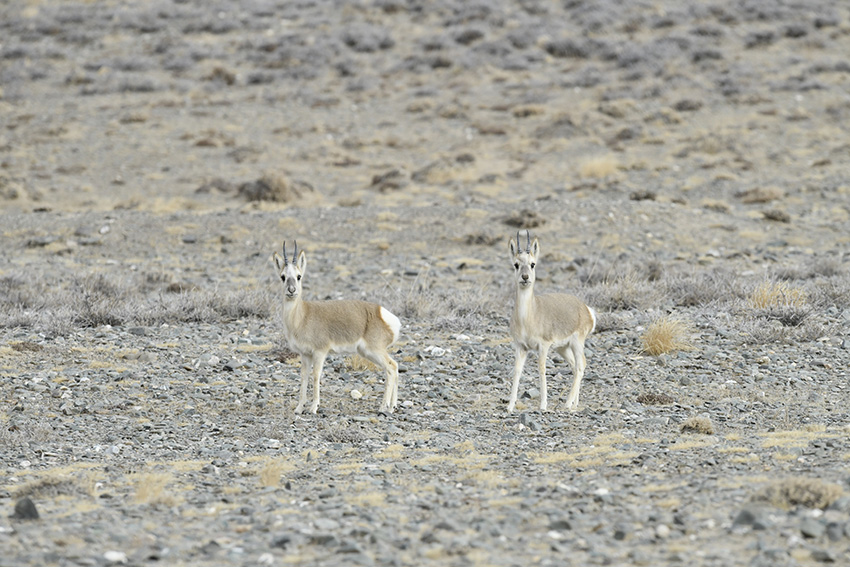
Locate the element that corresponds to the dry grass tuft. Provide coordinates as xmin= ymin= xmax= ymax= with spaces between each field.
xmin=748 ymin=281 xmax=807 ymax=309
xmin=680 ymin=416 xmax=714 ymax=435
xmin=133 ymin=473 xmax=174 ymax=505
xmin=640 ymin=316 xmax=694 ymax=355
xmin=258 ymin=458 xmax=293 ymax=488
xmin=753 ymin=478 xmax=843 ymax=510
xmin=579 ymin=155 xmax=619 ymax=178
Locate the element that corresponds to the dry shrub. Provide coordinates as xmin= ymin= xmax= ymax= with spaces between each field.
xmin=636 ymin=393 xmax=675 ymax=405
xmin=748 ymin=281 xmax=807 ymax=309
xmin=680 ymin=416 xmax=714 ymax=435
xmin=753 ymin=478 xmax=843 ymax=510
xmin=701 ymin=199 xmax=730 ymax=213
xmin=640 ymin=316 xmax=694 ymax=355
xmin=237 ymin=173 xmax=315 ymax=203
xmin=665 ymin=268 xmax=745 ymax=307
xmin=736 ymin=187 xmax=783 ymax=204
xmin=383 ymin=268 xmax=502 ymax=331
xmin=584 ymin=271 xmax=660 ymax=312
xmin=346 ymin=354 xmax=379 ymax=372
xmin=323 ymin=422 xmax=365 ymax=444
xmin=579 ymin=155 xmax=619 ymax=178
xmin=14 ymin=475 xmax=86 ymax=499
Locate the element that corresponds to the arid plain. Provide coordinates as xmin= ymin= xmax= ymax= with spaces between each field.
xmin=2 ymin=1 xmax=850 ymax=565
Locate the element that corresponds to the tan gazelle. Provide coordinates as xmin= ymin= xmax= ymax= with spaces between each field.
xmin=507 ymin=232 xmax=596 ymax=412
xmin=273 ymin=241 xmax=401 ymax=414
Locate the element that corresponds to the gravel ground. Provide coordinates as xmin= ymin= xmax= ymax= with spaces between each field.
xmin=2 ymin=1 xmax=850 ymax=566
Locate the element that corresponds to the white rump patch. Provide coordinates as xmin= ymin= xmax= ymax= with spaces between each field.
xmin=380 ymin=307 xmax=402 ymax=344
xmin=588 ymin=306 xmax=597 ymax=334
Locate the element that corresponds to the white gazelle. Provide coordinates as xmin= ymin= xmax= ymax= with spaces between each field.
xmin=273 ymin=241 xmax=401 ymax=414
xmin=507 ymin=232 xmax=596 ymax=412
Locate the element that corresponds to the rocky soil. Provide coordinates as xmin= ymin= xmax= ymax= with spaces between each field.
xmin=2 ymin=1 xmax=850 ymax=566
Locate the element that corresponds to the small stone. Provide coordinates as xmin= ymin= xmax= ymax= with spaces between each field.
xmin=810 ymin=548 xmax=837 ymax=563
xmin=104 ymin=550 xmax=128 ymax=564
xmin=350 ymin=389 xmax=363 ymax=400
xmin=801 ymin=517 xmax=826 ymax=539
xmin=314 ymin=518 xmax=340 ymax=531
xmin=826 ymin=522 xmax=844 ymax=541
xmin=732 ymin=506 xmax=772 ymax=530
xmin=523 ymin=388 xmax=540 ymax=400
xmin=12 ymin=497 xmax=39 ymax=520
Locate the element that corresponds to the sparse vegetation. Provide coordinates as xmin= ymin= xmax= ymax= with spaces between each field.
xmin=0 ymin=270 xmax=274 ymax=335
xmin=753 ymin=478 xmax=844 ymax=510
xmin=680 ymin=416 xmax=715 ymax=435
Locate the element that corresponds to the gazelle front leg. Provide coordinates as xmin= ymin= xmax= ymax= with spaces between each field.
xmin=537 ymin=343 xmax=551 ymax=411
xmin=295 ymin=353 xmax=312 ymax=414
xmin=507 ymin=346 xmax=528 ymax=413
xmin=310 ymin=350 xmax=328 ymax=414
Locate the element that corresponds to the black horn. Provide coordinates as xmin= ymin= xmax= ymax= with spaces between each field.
xmin=293 ymin=240 xmax=298 ymax=260
xmin=525 ymin=230 xmax=531 ymax=252
xmin=282 ymin=241 xmax=289 ymax=265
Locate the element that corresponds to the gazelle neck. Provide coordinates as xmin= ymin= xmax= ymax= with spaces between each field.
xmin=282 ymin=294 xmax=305 ymax=326
xmin=515 ymin=281 xmax=535 ymax=320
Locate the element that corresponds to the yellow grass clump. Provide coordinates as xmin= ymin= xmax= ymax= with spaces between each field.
xmin=579 ymin=155 xmax=619 ymax=178
xmin=640 ymin=316 xmax=694 ymax=356
xmin=748 ymin=281 xmax=808 ymax=309
xmin=133 ymin=473 xmax=175 ymax=505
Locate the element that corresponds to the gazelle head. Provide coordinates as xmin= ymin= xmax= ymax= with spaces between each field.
xmin=273 ymin=241 xmax=306 ymax=301
xmin=509 ymin=231 xmax=540 ymax=289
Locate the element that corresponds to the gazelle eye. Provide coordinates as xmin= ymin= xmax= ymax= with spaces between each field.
xmin=514 ymin=263 xmax=519 ymax=270
xmin=280 ymin=275 xmax=285 ymax=282
xmin=297 ymin=275 xmax=301 ymax=280
xmin=530 ymin=263 xmax=536 ymax=268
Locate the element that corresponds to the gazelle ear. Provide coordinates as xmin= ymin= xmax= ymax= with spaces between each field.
xmin=509 ymin=238 xmax=518 ymax=258
xmin=530 ymin=238 xmax=540 ymax=257
xmin=297 ymin=249 xmax=307 ymax=272
xmin=273 ymin=252 xmax=284 ymax=272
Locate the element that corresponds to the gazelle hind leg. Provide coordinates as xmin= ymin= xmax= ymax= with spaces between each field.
xmin=359 ymin=348 xmax=398 ymax=412
xmin=556 ymin=344 xmax=575 ymax=406
xmin=537 ymin=344 xmax=551 ymax=411
xmin=388 ymin=353 xmax=399 ymax=409
xmin=563 ymin=341 xmax=586 ymax=411
xmin=379 ymin=353 xmax=399 ymax=412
